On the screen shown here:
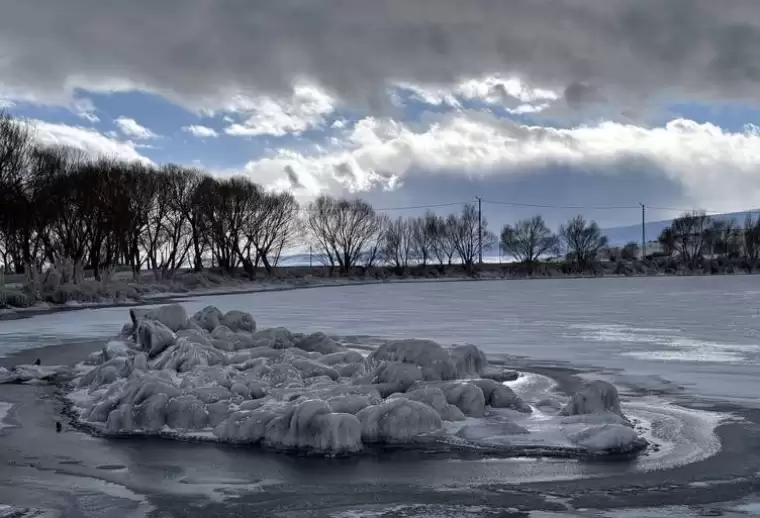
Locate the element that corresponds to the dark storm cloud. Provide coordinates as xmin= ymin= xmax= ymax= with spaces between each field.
xmin=3 ymin=0 xmax=760 ymax=110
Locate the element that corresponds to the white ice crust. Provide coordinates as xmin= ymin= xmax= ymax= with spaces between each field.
xmin=13 ymin=303 xmax=648 ymax=457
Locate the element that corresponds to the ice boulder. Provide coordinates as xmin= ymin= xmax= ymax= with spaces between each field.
xmin=296 ymin=333 xmax=345 ymax=354
xmin=470 ymin=379 xmax=531 ymax=413
xmin=389 ymin=387 xmax=465 ymax=422
xmin=132 ymin=304 xmax=188 ymax=332
xmin=151 ymin=338 xmax=226 ymax=372
xmin=357 ymin=398 xmax=443 ymax=444
xmin=105 ymin=404 xmax=134 ymax=433
xmin=561 ymin=380 xmax=623 ymax=417
xmin=325 ymin=393 xmax=382 ymax=415
xmin=371 ymin=361 xmax=423 ymax=391
xmin=220 ymin=310 xmax=256 ymax=333
xmin=176 ymin=329 xmax=212 ymax=346
xmin=482 ymin=367 xmax=520 ymax=382
xmin=562 ymin=422 xmax=646 ymax=453
xmin=215 ymin=406 xmax=283 ymax=444
xmin=211 ymin=325 xmax=235 ymax=340
xmin=193 ymin=386 xmax=232 ymax=404
xmin=410 ymin=381 xmax=486 ymax=417
xmin=449 ymin=344 xmax=488 ymax=377
xmin=335 ymin=362 xmax=368 ymax=378
xmin=291 ymin=359 xmax=340 ymax=381
xmin=165 ymin=395 xmax=208 ymax=430
xmin=0 ymin=364 xmax=69 ymax=385
xmin=252 ymin=328 xmax=295 ymax=349
xmin=191 ymin=306 xmax=223 ymax=332
xmin=78 ymin=358 xmax=131 ymax=389
xmin=263 ymin=400 xmax=362 ymax=454
xmin=369 ymin=339 xmax=457 ymax=381
xmin=135 ymin=320 xmax=176 ymax=358
xmin=178 ymin=365 xmax=233 ymax=390
xmin=319 ymin=350 xmax=364 ymax=366
xmin=120 ymin=323 xmax=134 ymax=337
xmin=102 ymin=340 xmax=131 ymax=361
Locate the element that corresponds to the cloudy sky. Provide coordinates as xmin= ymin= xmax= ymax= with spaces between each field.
xmin=3 ymin=0 xmax=760 ymax=230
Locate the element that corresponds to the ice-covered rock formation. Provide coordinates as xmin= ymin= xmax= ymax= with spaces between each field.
xmin=357 ymin=398 xmax=442 ymax=444
xmin=560 ymin=380 xmax=624 ymax=417
xmin=369 ymin=339 xmax=458 ymax=381
xmin=0 ymin=364 xmax=68 ymax=384
xmin=62 ymin=303 xmax=648 ymax=457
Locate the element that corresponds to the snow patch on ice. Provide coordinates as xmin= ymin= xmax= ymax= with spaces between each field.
xmin=574 ymin=323 xmax=760 ymax=364
xmin=0 ymin=401 xmax=13 ymax=430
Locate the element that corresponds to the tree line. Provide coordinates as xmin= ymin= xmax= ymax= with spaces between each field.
xmin=4 ymin=111 xmax=760 ymax=285
xmin=655 ymin=211 xmax=760 ymax=270
xmin=0 ymin=112 xmax=503 ymax=281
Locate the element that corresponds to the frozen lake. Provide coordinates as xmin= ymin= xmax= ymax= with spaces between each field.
xmin=2 ymin=275 xmax=759 ymax=406
xmin=2 ymin=275 xmax=760 ymax=517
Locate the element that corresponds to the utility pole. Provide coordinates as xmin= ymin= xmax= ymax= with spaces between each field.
xmin=309 ymin=245 xmax=312 ymax=268
xmin=640 ymin=203 xmax=646 ymax=261
xmin=476 ymin=197 xmax=483 ymax=265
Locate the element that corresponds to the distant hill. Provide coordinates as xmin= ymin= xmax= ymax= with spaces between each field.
xmin=602 ymin=210 xmax=760 ymax=247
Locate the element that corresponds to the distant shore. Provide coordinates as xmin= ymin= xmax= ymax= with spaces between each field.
xmin=1 ymin=257 xmax=757 ymax=318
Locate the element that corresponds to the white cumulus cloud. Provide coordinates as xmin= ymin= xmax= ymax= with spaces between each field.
xmin=241 ymin=112 xmax=760 ymax=213
xmin=224 ymin=83 xmax=336 ymax=137
xmin=182 ymin=124 xmax=219 ymax=138
xmin=30 ymin=120 xmax=152 ymax=163
xmin=114 ymin=117 xmax=159 ymax=139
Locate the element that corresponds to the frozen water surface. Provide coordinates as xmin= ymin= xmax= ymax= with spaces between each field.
xmin=3 ymin=276 xmax=760 ymax=406
xmin=0 ymin=275 xmax=759 ymax=517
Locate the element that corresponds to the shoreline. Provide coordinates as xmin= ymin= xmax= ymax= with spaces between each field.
xmin=2 ymin=267 xmax=756 ymax=321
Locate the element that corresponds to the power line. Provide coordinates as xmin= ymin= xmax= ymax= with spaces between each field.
xmin=294 ymin=196 xmax=758 ymax=217
xmin=480 ymin=199 xmax=640 ymax=210
xmin=297 ymin=200 xmax=470 ymax=213
xmin=646 ymin=205 xmax=759 ymax=215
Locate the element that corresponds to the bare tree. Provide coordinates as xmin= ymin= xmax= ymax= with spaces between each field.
xmin=306 ymin=196 xmax=382 ymax=275
xmin=362 ymin=214 xmax=388 ymax=270
xmin=559 ymin=215 xmax=608 ymax=271
xmin=0 ymin=112 xmax=35 ymax=275
xmin=620 ymin=241 xmax=640 ymax=261
xmin=743 ymin=214 xmax=760 ymax=271
xmin=384 ymin=217 xmax=414 ymax=273
xmin=410 ymin=216 xmax=432 ymax=267
xmin=500 ymin=215 xmax=558 ymax=274
xmin=250 ymin=191 xmax=301 ymax=273
xmin=448 ymin=204 xmax=495 ymax=273
xmin=706 ymin=219 xmax=740 ymax=259
xmin=668 ymin=211 xmax=712 ymax=267
xmin=31 ymin=146 xmax=93 ymax=283
xmin=424 ymin=212 xmax=456 ymax=270
xmin=658 ymin=227 xmax=675 ymax=257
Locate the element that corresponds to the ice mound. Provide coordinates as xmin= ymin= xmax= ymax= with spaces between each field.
xmin=357 ymin=398 xmax=443 ymax=444
xmin=62 ymin=304 xmax=648 ymax=457
xmin=0 ymin=364 xmax=68 ymax=384
xmin=560 ymin=380 xmax=624 ymax=417
xmin=368 ymin=339 xmax=458 ymax=381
